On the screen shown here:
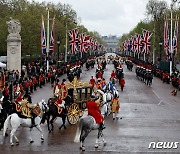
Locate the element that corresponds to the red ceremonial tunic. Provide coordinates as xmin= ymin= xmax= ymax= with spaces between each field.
xmin=89 ymin=78 xmax=95 ymax=87
xmin=120 ymin=78 xmax=125 ymax=87
xmin=111 ymin=72 xmax=116 ymax=79
xmin=97 ymin=72 xmax=103 ymax=79
xmin=87 ymin=100 xmax=104 ymax=124
xmin=15 ymin=93 xmax=22 ymax=102
xmin=61 ymin=83 xmax=67 ymax=99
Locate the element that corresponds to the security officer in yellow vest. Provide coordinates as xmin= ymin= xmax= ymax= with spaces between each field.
xmin=21 ymin=94 xmax=36 ymax=128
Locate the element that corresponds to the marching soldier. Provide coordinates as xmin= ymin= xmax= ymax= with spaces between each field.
xmin=111 ymin=94 xmax=120 ymax=120
xmin=120 ymin=77 xmax=125 ymax=91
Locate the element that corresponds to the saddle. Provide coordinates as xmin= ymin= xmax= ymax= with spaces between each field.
xmin=54 ymin=102 xmax=63 ymax=114
xmin=32 ymin=105 xmax=41 ymax=116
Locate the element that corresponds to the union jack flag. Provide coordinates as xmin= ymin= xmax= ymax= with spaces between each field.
xmin=69 ymin=28 xmax=79 ymax=54
xmin=41 ymin=15 xmax=46 ymax=55
xmin=93 ymin=40 xmax=98 ymax=51
xmin=135 ymin=34 xmax=142 ymax=53
xmin=84 ymin=35 xmax=91 ymax=52
xmin=90 ymin=37 xmax=94 ymax=50
xmin=131 ymin=35 xmax=137 ymax=52
xmin=164 ymin=19 xmax=170 ymax=55
xmin=128 ymin=38 xmax=132 ymax=52
xmin=173 ymin=19 xmax=178 ymax=56
xmin=123 ymin=40 xmax=128 ymax=52
xmin=141 ymin=29 xmax=152 ymax=54
xmin=49 ymin=16 xmax=55 ymax=55
xmin=79 ymin=33 xmax=86 ymax=52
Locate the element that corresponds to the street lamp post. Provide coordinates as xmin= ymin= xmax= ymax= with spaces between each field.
xmin=57 ymin=36 xmax=60 ymax=64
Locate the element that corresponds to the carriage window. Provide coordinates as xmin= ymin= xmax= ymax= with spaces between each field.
xmin=87 ymin=88 xmax=91 ymax=99
xmin=77 ymin=89 xmax=81 ymax=100
xmin=82 ymin=88 xmax=86 ymax=99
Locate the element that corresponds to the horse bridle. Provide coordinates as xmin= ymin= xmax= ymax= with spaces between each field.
xmin=41 ymin=100 xmax=48 ymax=113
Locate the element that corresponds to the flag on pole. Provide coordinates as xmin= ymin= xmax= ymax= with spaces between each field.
xmin=69 ymin=28 xmax=79 ymax=54
xmin=131 ymin=35 xmax=137 ymax=52
xmin=79 ymin=33 xmax=86 ymax=52
xmin=41 ymin=15 xmax=46 ymax=55
xmin=164 ymin=19 xmax=170 ymax=55
xmin=173 ymin=18 xmax=178 ymax=56
xmin=84 ymin=35 xmax=91 ymax=52
xmin=141 ymin=29 xmax=152 ymax=54
xmin=49 ymin=16 xmax=55 ymax=55
xmin=93 ymin=40 xmax=98 ymax=51
xmin=135 ymin=34 xmax=142 ymax=53
xmin=128 ymin=38 xmax=132 ymax=52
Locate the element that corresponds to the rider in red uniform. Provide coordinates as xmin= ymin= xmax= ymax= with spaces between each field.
xmin=89 ymin=76 xmax=95 ymax=88
xmin=110 ymin=70 xmax=116 ymax=81
xmin=87 ymin=95 xmax=105 ymax=130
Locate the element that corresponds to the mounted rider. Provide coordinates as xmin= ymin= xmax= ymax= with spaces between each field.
xmin=61 ymin=79 xmax=67 ymax=99
xmin=110 ymin=70 xmax=116 ymax=81
xmin=20 ymin=94 xmax=36 ymax=128
xmin=53 ymin=79 xmax=61 ymax=97
xmin=54 ymin=95 xmax=65 ymax=109
xmin=89 ymin=76 xmax=96 ymax=88
xmin=87 ymin=95 xmax=105 ymax=130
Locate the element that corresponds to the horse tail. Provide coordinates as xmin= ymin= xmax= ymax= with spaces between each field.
xmin=3 ymin=114 xmax=12 ymax=137
xmin=74 ymin=118 xmax=83 ymax=143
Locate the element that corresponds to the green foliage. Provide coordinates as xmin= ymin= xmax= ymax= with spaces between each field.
xmin=0 ymin=0 xmax=105 ymax=58
xmin=119 ymin=0 xmax=180 ymax=62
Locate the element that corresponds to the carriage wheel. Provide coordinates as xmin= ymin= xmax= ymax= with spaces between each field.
xmin=67 ymin=103 xmax=80 ymax=125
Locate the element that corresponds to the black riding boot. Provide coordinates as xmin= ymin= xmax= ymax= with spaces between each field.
xmin=99 ymin=123 xmax=106 ymax=130
xmin=30 ymin=117 xmax=35 ymax=128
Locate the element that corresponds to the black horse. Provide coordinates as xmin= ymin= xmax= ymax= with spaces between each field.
xmin=0 ymin=96 xmax=13 ymax=130
xmin=42 ymin=95 xmax=73 ymax=133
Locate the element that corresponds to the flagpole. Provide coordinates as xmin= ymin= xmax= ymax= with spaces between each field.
xmin=65 ymin=24 xmax=67 ymax=62
xmin=170 ymin=2 xmax=173 ymax=78
xmin=144 ymin=53 xmax=146 ymax=61
xmin=153 ymin=24 xmax=155 ymax=64
xmin=46 ymin=7 xmax=50 ymax=71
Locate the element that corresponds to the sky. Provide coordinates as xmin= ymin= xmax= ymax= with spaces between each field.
xmin=35 ymin=0 xmax=172 ymax=36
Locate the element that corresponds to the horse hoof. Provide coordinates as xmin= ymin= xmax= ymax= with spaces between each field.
xmin=16 ymin=142 xmax=19 ymax=145
xmin=41 ymin=137 xmax=44 ymax=141
xmin=30 ymin=140 xmax=34 ymax=143
xmin=81 ymin=146 xmax=85 ymax=151
xmin=95 ymin=144 xmax=98 ymax=148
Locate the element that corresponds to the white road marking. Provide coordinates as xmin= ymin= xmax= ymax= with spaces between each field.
xmin=152 ymin=90 xmax=171 ymax=105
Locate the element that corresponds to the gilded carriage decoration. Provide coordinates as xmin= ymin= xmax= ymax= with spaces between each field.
xmin=65 ymin=77 xmax=92 ymax=125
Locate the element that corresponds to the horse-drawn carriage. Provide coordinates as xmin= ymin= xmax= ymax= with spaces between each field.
xmin=65 ymin=77 xmax=93 ymax=125
xmin=48 ymin=77 xmax=93 ymax=126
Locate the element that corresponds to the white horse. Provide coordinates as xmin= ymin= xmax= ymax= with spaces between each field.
xmin=96 ymin=90 xmax=112 ymax=117
xmin=74 ymin=113 xmax=106 ymax=151
xmin=3 ymin=99 xmax=49 ymax=146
